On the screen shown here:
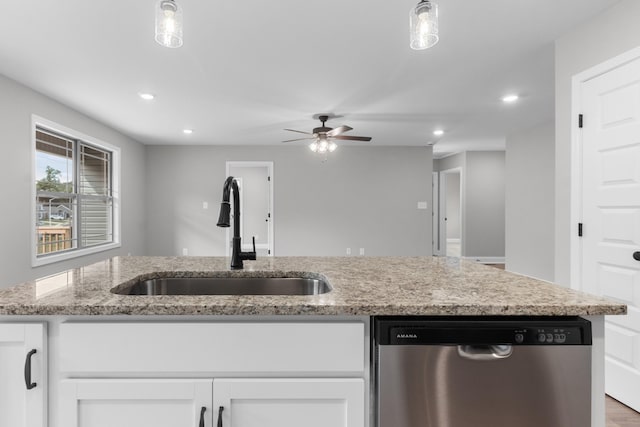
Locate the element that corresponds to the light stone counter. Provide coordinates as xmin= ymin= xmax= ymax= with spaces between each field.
xmin=0 ymin=256 xmax=626 ymax=316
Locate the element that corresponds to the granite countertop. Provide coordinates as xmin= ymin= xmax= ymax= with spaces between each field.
xmin=0 ymin=256 xmax=627 ymax=316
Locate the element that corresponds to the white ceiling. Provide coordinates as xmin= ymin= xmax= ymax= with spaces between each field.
xmin=0 ymin=0 xmax=619 ymax=156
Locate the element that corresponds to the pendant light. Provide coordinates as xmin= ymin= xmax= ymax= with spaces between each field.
xmin=410 ymin=0 xmax=439 ymax=50
xmin=155 ymin=0 xmax=183 ymax=48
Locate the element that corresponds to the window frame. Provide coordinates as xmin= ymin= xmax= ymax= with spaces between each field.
xmin=31 ymin=115 xmax=121 ymax=267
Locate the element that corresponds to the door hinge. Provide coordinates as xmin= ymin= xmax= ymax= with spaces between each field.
xmin=267 ymin=213 xmax=271 ymax=218
xmin=267 ymin=176 xmax=271 ymax=182
xmin=578 ymin=114 xmax=583 ymax=128
xmin=578 ymin=223 xmax=583 ymax=237
xmin=268 ymin=249 xmax=271 ymax=255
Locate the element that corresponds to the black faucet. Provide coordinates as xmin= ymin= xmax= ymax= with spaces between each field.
xmin=216 ymin=176 xmax=256 ymax=269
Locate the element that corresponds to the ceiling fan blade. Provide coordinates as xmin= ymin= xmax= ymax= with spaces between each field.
xmin=332 ymin=135 xmax=372 ymax=142
xmin=282 ymin=137 xmax=314 ymax=143
xmin=326 ymin=125 xmax=353 ymax=137
xmin=284 ymin=128 xmax=313 ymax=135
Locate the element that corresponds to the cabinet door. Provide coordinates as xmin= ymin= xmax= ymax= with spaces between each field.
xmin=60 ymin=379 xmax=213 ymax=427
xmin=213 ymin=378 xmax=364 ymax=427
xmin=0 ymin=323 xmax=47 ymax=427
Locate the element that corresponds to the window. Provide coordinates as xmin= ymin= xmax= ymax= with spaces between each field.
xmin=33 ymin=118 xmax=120 ymax=265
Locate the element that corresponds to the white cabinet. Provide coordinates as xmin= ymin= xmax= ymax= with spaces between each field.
xmin=55 ymin=320 xmax=369 ymax=427
xmin=213 ymin=378 xmax=365 ymax=427
xmin=59 ymin=378 xmax=365 ymax=427
xmin=0 ymin=323 xmax=47 ymax=427
xmin=60 ymin=379 xmax=213 ymax=427
xmin=59 ymin=322 xmax=365 ymax=374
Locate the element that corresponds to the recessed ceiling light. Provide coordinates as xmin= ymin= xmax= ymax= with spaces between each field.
xmin=433 ymin=129 xmax=444 ymax=136
xmin=139 ymin=93 xmax=155 ymax=100
xmin=502 ymin=94 xmax=519 ymax=103
xmin=183 ymin=129 xmax=193 ymax=134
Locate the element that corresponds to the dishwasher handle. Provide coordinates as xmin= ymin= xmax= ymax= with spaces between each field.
xmin=457 ymin=344 xmax=513 ymax=361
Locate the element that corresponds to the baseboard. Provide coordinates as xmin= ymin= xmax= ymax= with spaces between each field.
xmin=463 ymin=256 xmax=505 ymax=264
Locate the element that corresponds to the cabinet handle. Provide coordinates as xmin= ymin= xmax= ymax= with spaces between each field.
xmin=24 ymin=349 xmax=37 ymax=390
xmin=217 ymin=406 xmax=224 ymax=427
xmin=199 ymin=406 xmax=206 ymax=427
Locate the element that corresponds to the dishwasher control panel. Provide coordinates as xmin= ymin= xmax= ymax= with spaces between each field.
xmin=375 ymin=316 xmax=592 ymax=346
xmin=514 ymin=326 xmax=583 ymax=345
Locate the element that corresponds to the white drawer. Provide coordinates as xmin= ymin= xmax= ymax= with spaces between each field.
xmin=59 ymin=321 xmax=365 ymax=375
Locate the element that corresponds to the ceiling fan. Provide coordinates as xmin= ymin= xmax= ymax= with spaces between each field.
xmin=283 ymin=115 xmax=372 ymax=153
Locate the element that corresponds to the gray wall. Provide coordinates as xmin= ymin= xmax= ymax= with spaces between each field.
xmin=434 ymin=151 xmax=505 ymax=259
xmin=0 ymin=74 xmax=146 ymax=288
xmin=434 ymin=153 xmax=464 ymax=173
xmin=555 ymin=0 xmax=640 ymax=286
xmin=505 ymin=122 xmax=555 ymax=281
xmin=145 ymin=146 xmax=433 ymax=257
xmin=465 ymin=151 xmax=505 ymax=258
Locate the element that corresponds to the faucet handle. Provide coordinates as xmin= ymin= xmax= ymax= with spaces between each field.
xmin=241 ymin=236 xmax=257 ymax=261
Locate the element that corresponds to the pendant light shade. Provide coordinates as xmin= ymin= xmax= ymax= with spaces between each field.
xmin=410 ymin=0 xmax=439 ymax=50
xmin=155 ymin=0 xmax=183 ymax=48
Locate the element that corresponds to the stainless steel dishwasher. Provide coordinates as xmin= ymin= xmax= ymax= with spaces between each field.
xmin=374 ymin=316 xmax=592 ymax=427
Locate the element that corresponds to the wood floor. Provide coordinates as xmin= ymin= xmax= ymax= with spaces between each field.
xmin=485 ymin=264 xmax=640 ymax=425
xmin=606 ymin=396 xmax=640 ymax=427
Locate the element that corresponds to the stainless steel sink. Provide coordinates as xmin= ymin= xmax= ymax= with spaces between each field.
xmin=112 ymin=276 xmax=331 ymax=296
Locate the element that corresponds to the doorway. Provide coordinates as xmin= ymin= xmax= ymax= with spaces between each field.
xmin=225 ymin=161 xmax=274 ymax=257
xmin=435 ymin=168 xmax=463 ymax=258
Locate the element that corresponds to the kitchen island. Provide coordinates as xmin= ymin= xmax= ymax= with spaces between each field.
xmin=0 ymin=256 xmax=626 ymax=427
xmin=0 ymin=256 xmax=625 ymax=315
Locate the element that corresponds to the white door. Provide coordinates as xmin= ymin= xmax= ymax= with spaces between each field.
xmin=59 ymin=379 xmax=213 ymax=427
xmin=226 ymin=162 xmax=274 ymax=256
xmin=213 ymin=378 xmax=364 ymax=427
xmin=438 ymin=168 xmax=463 ymax=258
xmin=438 ymin=171 xmax=448 ymax=256
xmin=581 ymin=56 xmax=640 ymax=411
xmin=0 ymin=323 xmax=46 ymax=427
xmin=444 ymin=170 xmax=462 ymax=257
xmin=432 ymin=172 xmax=443 ymax=255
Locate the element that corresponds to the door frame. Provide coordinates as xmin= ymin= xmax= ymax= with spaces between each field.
xmin=569 ymin=46 xmax=640 ymax=290
xmin=225 ymin=161 xmax=274 ymax=257
xmin=439 ymin=167 xmax=464 ymax=257
xmin=432 ymin=172 xmax=443 ymax=256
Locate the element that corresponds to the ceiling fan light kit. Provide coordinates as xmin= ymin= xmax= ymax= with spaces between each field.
xmin=283 ymin=115 xmax=372 ymax=156
xmin=155 ymin=0 xmax=183 ymax=48
xmin=410 ymin=0 xmax=439 ymax=50
xmin=309 ymin=137 xmax=337 ymax=153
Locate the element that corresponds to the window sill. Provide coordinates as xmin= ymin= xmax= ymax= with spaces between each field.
xmin=32 ymin=242 xmax=121 ymax=267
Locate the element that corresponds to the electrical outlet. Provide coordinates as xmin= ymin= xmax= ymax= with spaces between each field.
xmin=359 ymin=248 xmax=365 ymax=256
xmin=417 ymin=201 xmax=428 ymax=210
xmin=346 ymin=248 xmax=351 ymax=255
xmin=203 ymin=201 xmax=208 ymax=209
xmin=182 ymin=248 xmax=188 ymax=256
